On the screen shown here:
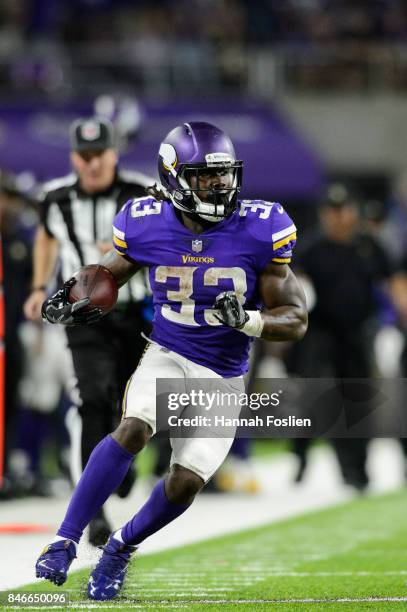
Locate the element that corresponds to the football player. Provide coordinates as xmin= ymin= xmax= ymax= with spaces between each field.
xmin=35 ymin=122 xmax=307 ymax=600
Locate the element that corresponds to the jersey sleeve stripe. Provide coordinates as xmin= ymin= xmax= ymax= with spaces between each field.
xmin=273 ymin=232 xmax=297 ymax=251
xmin=113 ymin=226 xmax=126 ymax=240
xmin=272 ymin=223 xmax=296 ymax=242
xmin=115 ymin=248 xmax=126 ymax=256
xmin=272 ymin=256 xmax=292 ymax=263
xmin=113 ymin=235 xmax=128 ymax=249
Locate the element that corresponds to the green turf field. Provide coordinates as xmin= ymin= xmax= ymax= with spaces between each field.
xmin=9 ymin=489 xmax=407 ymax=611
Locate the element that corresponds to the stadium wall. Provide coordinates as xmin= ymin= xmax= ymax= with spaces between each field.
xmin=279 ymin=94 xmax=407 ymax=173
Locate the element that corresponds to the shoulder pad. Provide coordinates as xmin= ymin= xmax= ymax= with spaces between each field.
xmin=127 ymin=196 xmax=163 ymax=218
xmin=113 ymin=196 xmax=164 ymax=255
xmin=239 ymin=199 xmax=297 ymax=265
xmin=239 ymin=199 xmax=277 ymax=220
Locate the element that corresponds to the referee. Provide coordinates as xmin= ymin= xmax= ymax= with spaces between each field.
xmin=24 ymin=117 xmax=152 ymax=545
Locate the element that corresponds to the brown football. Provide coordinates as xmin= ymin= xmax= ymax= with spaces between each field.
xmin=68 ymin=264 xmax=118 ymax=315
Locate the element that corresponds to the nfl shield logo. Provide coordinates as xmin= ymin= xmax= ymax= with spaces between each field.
xmin=192 ymin=239 xmax=203 ymax=253
xmin=81 ymin=121 xmax=100 ymax=141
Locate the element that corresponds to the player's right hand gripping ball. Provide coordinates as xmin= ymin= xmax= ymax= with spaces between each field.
xmin=214 ymin=291 xmax=249 ymax=329
xmin=41 ymin=278 xmax=103 ymax=326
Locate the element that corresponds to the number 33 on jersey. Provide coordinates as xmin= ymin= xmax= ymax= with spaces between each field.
xmin=112 ymin=196 xmax=297 ymax=376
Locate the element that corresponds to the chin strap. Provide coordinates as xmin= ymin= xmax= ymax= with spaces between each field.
xmin=172 ymin=194 xmax=226 ymax=222
xmin=196 ymin=210 xmax=225 ymax=223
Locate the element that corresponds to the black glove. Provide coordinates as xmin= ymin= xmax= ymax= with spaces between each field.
xmin=41 ymin=278 xmax=103 ymax=326
xmin=213 ymin=291 xmax=249 ymax=329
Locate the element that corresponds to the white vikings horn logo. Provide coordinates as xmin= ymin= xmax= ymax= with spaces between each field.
xmin=159 ymin=143 xmax=178 ymax=172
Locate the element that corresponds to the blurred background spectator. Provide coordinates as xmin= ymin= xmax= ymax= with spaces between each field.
xmin=285 ymin=183 xmax=393 ymax=490
xmin=1 ymin=0 xmax=407 ymax=499
xmin=0 ymin=171 xmax=37 ymax=497
xmin=0 ymin=1 xmax=407 ymax=98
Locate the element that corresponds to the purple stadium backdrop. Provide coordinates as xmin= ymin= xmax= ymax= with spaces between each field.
xmin=0 ymin=101 xmax=322 ymax=200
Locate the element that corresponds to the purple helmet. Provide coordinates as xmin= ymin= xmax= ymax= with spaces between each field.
xmin=158 ymin=121 xmax=243 ymax=221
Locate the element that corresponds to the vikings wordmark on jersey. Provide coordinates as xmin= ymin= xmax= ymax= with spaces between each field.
xmin=113 ymin=196 xmax=297 ymax=377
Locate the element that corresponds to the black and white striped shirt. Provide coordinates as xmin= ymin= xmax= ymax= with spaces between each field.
xmin=41 ymin=168 xmax=152 ymax=303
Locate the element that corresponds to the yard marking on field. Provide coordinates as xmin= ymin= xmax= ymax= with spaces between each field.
xmin=242 ymin=570 xmax=407 ymax=577
xmin=136 ymin=569 xmax=407 ymax=579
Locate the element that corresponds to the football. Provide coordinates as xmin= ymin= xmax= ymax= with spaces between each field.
xmin=68 ymin=264 xmax=118 ymax=315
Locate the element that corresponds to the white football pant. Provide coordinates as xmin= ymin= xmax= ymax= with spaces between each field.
xmin=122 ymin=342 xmax=244 ymax=482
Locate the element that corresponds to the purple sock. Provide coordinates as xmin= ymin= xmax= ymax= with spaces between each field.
xmin=57 ymin=435 xmax=133 ymax=543
xmin=121 ymin=479 xmax=189 ymax=546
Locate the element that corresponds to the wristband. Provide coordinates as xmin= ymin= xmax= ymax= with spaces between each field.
xmin=31 ymin=285 xmax=47 ymax=292
xmin=239 ymin=310 xmax=264 ymax=337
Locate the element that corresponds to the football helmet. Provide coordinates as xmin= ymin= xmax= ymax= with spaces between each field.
xmin=158 ymin=121 xmax=243 ymax=222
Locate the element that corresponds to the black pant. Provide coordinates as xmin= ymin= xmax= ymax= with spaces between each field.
xmin=4 ymin=329 xmax=23 ymax=476
xmin=66 ymin=303 xmax=150 ymax=469
xmin=286 ymin=324 xmax=371 ymax=488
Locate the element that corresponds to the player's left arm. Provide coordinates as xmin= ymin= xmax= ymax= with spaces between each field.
xmin=215 ymin=202 xmax=307 ymax=340
xmin=214 ymin=263 xmax=307 ymax=342
xmin=257 ymin=262 xmax=308 ymax=341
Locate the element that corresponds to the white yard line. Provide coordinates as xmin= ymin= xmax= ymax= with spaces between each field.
xmin=0 ymin=439 xmax=405 ymax=590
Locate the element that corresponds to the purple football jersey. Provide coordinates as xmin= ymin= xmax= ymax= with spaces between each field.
xmin=113 ymin=197 xmax=297 ymax=376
